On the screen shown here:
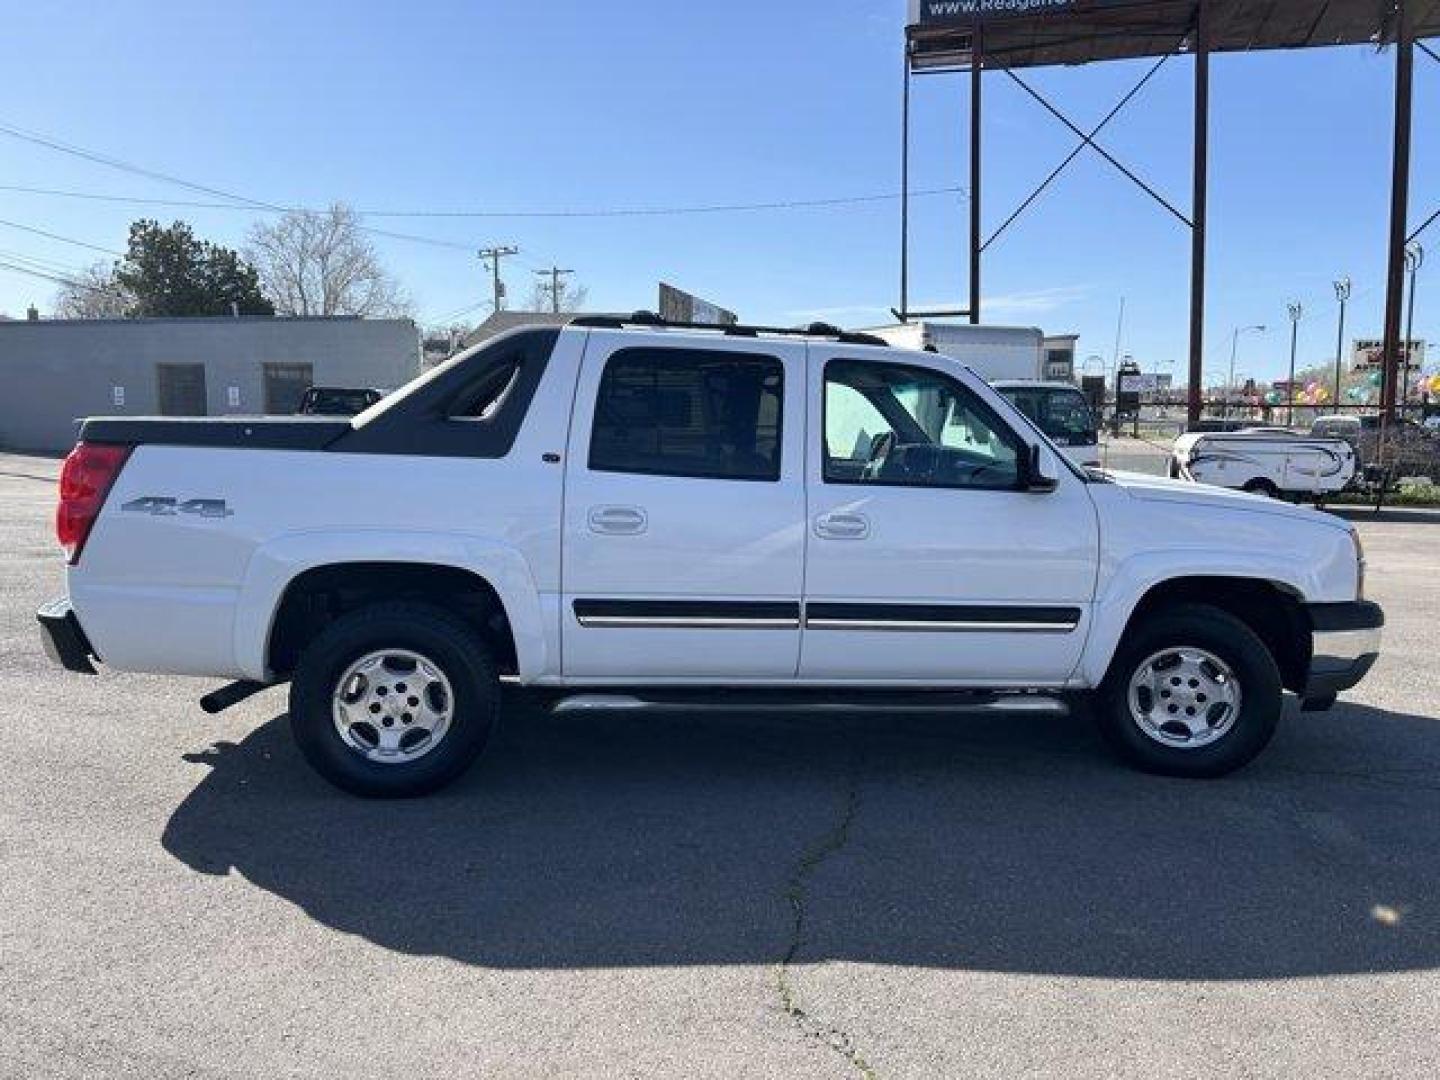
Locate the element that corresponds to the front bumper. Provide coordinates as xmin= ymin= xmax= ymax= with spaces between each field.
xmin=1301 ymin=600 xmax=1383 ymax=705
xmin=36 ymin=596 xmax=97 ymax=674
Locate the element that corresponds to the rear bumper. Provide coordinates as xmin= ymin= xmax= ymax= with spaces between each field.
xmin=1302 ymin=600 xmax=1383 ymax=704
xmin=36 ymin=597 xmax=97 ymax=674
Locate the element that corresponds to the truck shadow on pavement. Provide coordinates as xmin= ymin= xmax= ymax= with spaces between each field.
xmin=163 ymin=695 xmax=1440 ymax=980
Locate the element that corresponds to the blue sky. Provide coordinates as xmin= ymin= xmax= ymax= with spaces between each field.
xmin=0 ymin=0 xmax=1434 ymax=385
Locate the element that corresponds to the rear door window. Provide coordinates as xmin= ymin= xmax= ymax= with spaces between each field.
xmin=589 ymin=348 xmax=783 ymax=481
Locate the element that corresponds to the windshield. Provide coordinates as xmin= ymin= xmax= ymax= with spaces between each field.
xmin=997 ymin=385 xmax=1096 ymax=441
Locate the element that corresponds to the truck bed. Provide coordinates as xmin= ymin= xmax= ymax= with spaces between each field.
xmin=78 ymin=416 xmax=353 ymax=451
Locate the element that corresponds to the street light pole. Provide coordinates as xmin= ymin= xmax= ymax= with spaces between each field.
xmin=1286 ymin=302 xmax=1303 ymax=428
xmin=1226 ymin=324 xmax=1265 ymax=420
xmin=1333 ymin=277 xmax=1352 ymax=408
xmin=1402 ymin=245 xmax=1424 ymax=417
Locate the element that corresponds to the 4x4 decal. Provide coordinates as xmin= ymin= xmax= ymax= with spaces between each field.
xmin=121 ymin=496 xmax=233 ymax=518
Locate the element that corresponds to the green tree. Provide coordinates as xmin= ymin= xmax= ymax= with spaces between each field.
xmin=114 ymin=220 xmax=273 ymax=317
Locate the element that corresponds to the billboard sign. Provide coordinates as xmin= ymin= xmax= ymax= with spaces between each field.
xmin=658 ymin=282 xmax=738 ymax=326
xmin=1118 ymin=372 xmax=1159 ymax=394
xmin=908 ymin=0 xmax=1128 ymax=26
xmin=1351 ymin=338 xmax=1426 ymax=370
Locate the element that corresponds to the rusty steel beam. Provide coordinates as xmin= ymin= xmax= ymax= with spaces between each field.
xmin=1380 ymin=1 xmax=1414 ymax=424
xmin=1188 ymin=0 xmax=1211 ymax=428
xmin=969 ymin=27 xmax=983 ymax=325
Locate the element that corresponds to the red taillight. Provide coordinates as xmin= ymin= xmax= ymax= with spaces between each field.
xmin=56 ymin=442 xmax=131 ymax=564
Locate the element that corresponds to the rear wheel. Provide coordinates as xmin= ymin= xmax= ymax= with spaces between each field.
xmin=289 ymin=602 xmax=500 ymax=797
xmin=1094 ymin=603 xmax=1282 ymax=778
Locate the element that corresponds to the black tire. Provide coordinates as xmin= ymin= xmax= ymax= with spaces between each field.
xmin=1094 ymin=603 xmax=1282 ymax=778
xmin=288 ymin=601 xmax=500 ymax=797
xmin=1242 ymin=477 xmax=1281 ymax=499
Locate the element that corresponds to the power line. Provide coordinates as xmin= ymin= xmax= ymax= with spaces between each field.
xmin=0 ymin=120 xmax=476 ymax=253
xmin=0 ymin=120 xmax=274 ymax=211
xmin=359 ymin=187 xmax=971 ymax=219
xmin=0 ymin=180 xmax=970 ymax=220
xmin=0 ymin=257 xmax=114 ymax=294
xmin=0 ymin=217 xmax=123 ymax=257
xmin=0 ymin=247 xmax=91 ymax=275
xmin=0 ymin=184 xmax=225 ymax=209
xmin=432 ymin=299 xmax=490 ymax=324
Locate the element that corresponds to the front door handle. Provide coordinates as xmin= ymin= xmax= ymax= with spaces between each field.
xmin=588 ymin=505 xmax=648 ymax=535
xmin=814 ymin=511 xmax=870 ymax=540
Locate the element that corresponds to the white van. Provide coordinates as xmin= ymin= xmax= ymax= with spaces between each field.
xmin=992 ymin=380 xmax=1101 ymax=468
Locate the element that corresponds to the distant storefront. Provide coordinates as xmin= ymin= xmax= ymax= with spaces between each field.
xmin=0 ymin=316 xmax=419 ymax=453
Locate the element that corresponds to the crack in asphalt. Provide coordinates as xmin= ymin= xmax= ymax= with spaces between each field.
xmin=774 ymin=744 xmax=877 ymax=1079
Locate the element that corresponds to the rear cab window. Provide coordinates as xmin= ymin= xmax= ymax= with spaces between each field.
xmin=337 ymin=327 xmax=561 ymax=458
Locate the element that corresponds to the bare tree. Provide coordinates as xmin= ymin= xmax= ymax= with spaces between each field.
xmin=52 ymin=261 xmax=131 ymax=318
xmin=527 ymin=279 xmax=589 ymax=313
xmin=246 ymin=204 xmax=410 ymax=318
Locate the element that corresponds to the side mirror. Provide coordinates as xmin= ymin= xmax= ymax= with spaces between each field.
xmin=1024 ymin=443 xmax=1059 ymax=493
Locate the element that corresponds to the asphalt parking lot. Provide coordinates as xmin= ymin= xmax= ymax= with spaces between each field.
xmin=3 ymin=448 xmax=1439 ymax=1079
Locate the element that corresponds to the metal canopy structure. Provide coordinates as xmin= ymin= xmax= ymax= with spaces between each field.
xmin=909 ymin=0 xmax=1440 ymax=69
xmin=900 ymin=0 xmax=1440 ymax=424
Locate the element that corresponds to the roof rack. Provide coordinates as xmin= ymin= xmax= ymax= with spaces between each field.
xmin=570 ymin=311 xmax=887 ymax=348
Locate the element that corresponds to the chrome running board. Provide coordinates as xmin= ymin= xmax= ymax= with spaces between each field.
xmin=550 ymin=691 xmax=1070 ymax=717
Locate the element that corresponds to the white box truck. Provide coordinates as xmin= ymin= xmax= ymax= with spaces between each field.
xmin=865 ymin=322 xmax=1046 ymax=381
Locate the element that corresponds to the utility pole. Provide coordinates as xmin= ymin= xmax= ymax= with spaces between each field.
xmin=1286 ymin=302 xmax=1303 ymax=428
xmin=478 ymin=245 xmax=520 ymax=314
xmin=1402 ymin=244 xmax=1424 ymax=417
xmin=534 ymin=266 xmax=574 ymax=314
xmin=1333 ymin=276 xmax=1352 ymax=408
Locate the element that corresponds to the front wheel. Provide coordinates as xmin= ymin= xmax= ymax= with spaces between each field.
xmin=1094 ymin=603 xmax=1282 ymax=778
xmin=288 ymin=602 xmax=500 ymax=797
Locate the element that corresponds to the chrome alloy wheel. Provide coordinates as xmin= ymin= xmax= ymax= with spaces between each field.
xmin=332 ymin=649 xmax=455 ymax=763
xmin=1126 ymin=646 xmax=1243 ymax=749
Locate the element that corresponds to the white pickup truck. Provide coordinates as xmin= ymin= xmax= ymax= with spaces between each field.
xmin=38 ymin=316 xmax=1382 ymax=796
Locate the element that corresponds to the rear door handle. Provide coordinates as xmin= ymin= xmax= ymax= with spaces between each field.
xmin=588 ymin=505 xmax=648 ymax=535
xmin=814 ymin=511 xmax=870 ymax=540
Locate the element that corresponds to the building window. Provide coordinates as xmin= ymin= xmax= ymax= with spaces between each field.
xmin=589 ymin=348 xmax=783 ymax=481
xmin=1044 ymin=348 xmax=1074 ymax=381
xmin=155 ymin=364 xmax=208 ymax=416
